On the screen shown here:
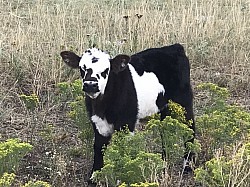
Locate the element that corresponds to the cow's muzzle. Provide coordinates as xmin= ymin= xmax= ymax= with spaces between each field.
xmin=83 ymin=81 xmax=99 ymax=93
xmin=83 ymin=81 xmax=100 ymax=99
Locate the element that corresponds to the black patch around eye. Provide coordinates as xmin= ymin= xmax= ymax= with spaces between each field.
xmin=85 ymin=50 xmax=92 ymax=55
xmin=101 ymin=68 xmax=109 ymax=79
xmin=96 ymin=74 xmax=100 ymax=79
xmin=92 ymin=57 xmax=99 ymax=63
xmin=80 ymin=69 xmax=85 ymax=78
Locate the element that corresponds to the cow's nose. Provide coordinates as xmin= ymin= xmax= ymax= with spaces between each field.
xmin=83 ymin=82 xmax=99 ymax=93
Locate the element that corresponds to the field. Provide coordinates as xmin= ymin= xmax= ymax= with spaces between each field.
xmin=0 ymin=0 xmax=250 ymax=186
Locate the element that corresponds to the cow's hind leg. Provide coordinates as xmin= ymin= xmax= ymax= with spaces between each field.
xmin=159 ymin=104 xmax=195 ymax=173
xmin=159 ymin=106 xmax=169 ymax=161
xmin=182 ymin=102 xmax=196 ymax=173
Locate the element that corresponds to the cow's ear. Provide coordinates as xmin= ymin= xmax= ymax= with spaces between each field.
xmin=60 ymin=51 xmax=81 ymax=69
xmin=110 ymin=54 xmax=130 ymax=74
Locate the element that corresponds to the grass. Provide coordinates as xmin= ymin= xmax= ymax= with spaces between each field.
xmin=0 ymin=0 xmax=249 ymax=186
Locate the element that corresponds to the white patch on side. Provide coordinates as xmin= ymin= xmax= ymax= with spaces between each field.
xmin=128 ymin=64 xmax=165 ymax=119
xmin=91 ymin=115 xmax=114 ymax=137
xmin=79 ymin=48 xmax=111 ymax=96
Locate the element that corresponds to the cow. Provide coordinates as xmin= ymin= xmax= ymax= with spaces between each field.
xmin=60 ymin=43 xmax=195 ymax=185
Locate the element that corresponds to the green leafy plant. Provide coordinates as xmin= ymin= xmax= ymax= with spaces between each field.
xmin=197 ymin=82 xmax=229 ymax=113
xmin=195 ymin=142 xmax=250 ymax=187
xmin=19 ymin=93 xmax=40 ymax=144
xmin=20 ymin=94 xmax=39 ymax=111
xmin=196 ymin=83 xmax=250 ymax=157
xmin=0 ymin=139 xmax=33 ymax=175
xmin=0 ymin=138 xmax=51 ymax=187
xmin=92 ymin=129 xmax=163 ymax=186
xmin=194 ymin=83 xmax=250 ymax=186
xmin=0 ymin=173 xmax=15 ymax=187
xmin=147 ymin=101 xmax=199 ymax=164
xmin=22 ymin=180 xmax=51 ymax=187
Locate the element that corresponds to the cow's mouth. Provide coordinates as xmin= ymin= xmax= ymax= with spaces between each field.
xmin=85 ymin=92 xmax=100 ymax=99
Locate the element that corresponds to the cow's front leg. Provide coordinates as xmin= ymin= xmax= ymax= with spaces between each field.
xmin=88 ymin=132 xmax=111 ymax=186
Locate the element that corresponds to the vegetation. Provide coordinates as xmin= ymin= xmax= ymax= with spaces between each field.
xmin=0 ymin=0 xmax=249 ymax=186
xmin=0 ymin=139 xmax=51 ymax=186
xmin=92 ymin=129 xmax=163 ymax=186
xmin=0 ymin=139 xmax=32 ymax=175
xmin=194 ymin=83 xmax=250 ymax=187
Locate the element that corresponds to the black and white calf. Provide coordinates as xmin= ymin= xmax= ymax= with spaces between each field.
xmin=60 ymin=43 xmax=195 ymax=183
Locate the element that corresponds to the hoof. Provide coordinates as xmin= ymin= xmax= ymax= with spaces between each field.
xmin=183 ymin=164 xmax=194 ymax=174
xmin=87 ymin=179 xmax=97 ymax=187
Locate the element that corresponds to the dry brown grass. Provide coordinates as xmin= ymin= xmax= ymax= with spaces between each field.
xmin=0 ymin=0 xmax=250 ymax=186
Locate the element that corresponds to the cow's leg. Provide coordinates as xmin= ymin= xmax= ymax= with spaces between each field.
xmin=182 ymin=102 xmax=196 ymax=172
xmin=88 ymin=132 xmax=111 ymax=186
xmin=159 ymin=106 xmax=169 ymax=161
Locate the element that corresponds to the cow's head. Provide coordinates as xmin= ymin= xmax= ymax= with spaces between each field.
xmin=60 ymin=48 xmax=130 ymax=99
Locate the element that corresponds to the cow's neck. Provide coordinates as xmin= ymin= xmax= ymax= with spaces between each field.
xmin=90 ymin=67 xmax=133 ymax=118
xmin=90 ymin=94 xmax=106 ymax=119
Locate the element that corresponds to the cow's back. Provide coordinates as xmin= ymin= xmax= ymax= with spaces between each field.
xmin=129 ymin=43 xmax=193 ymax=119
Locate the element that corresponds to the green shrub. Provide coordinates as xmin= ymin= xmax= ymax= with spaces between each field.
xmin=0 ymin=139 xmax=33 ymax=175
xmin=196 ymin=83 xmax=250 ymax=157
xmin=147 ymin=101 xmax=200 ymax=164
xmin=195 ymin=142 xmax=250 ymax=187
xmin=20 ymin=94 xmax=39 ymax=111
xmin=92 ymin=129 xmax=163 ymax=186
xmin=0 ymin=173 xmax=15 ymax=187
xmin=22 ymin=180 xmax=51 ymax=187
xmin=0 ymin=139 xmax=50 ymax=186
xmin=194 ymin=83 xmax=250 ymax=186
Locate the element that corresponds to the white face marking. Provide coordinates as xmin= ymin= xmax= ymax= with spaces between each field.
xmin=91 ymin=115 xmax=114 ymax=137
xmin=79 ymin=48 xmax=111 ymax=98
xmin=128 ymin=64 xmax=165 ymax=119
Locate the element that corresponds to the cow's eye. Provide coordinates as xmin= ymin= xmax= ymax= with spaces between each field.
xmin=101 ymin=68 xmax=109 ymax=79
xmin=96 ymin=74 xmax=100 ymax=79
xmin=92 ymin=57 xmax=99 ymax=63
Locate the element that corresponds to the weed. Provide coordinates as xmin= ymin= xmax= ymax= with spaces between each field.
xmin=0 ymin=173 xmax=15 ymax=187
xmin=195 ymin=142 xmax=250 ymax=187
xmin=196 ymin=83 xmax=250 ymax=158
xmin=22 ymin=180 xmax=51 ymax=187
xmin=0 ymin=139 xmax=33 ymax=175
